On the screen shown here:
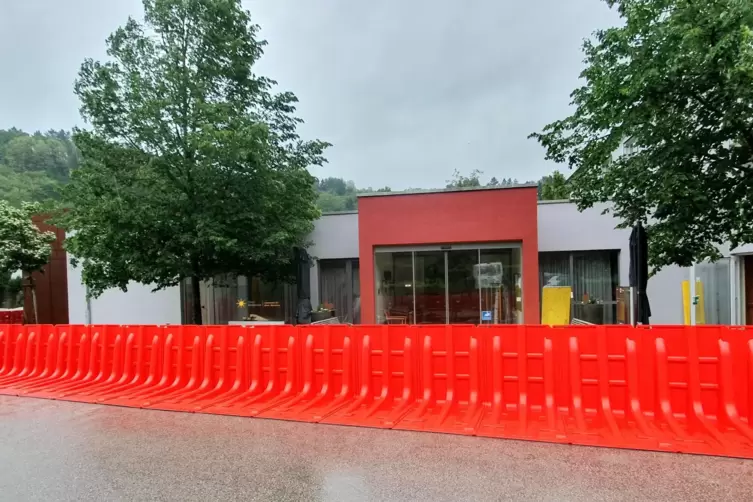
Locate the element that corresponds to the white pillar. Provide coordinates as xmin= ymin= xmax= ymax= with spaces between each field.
xmin=729 ymin=256 xmax=738 ymax=325
xmin=689 ymin=263 xmax=697 ymax=326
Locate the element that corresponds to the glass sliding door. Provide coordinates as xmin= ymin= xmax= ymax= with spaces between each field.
xmin=447 ymin=249 xmax=480 ymax=323
xmin=480 ymin=247 xmax=523 ymax=324
xmin=375 ymin=244 xmax=523 ymax=325
xmin=414 ymin=251 xmax=446 ymax=324
xmin=375 ymin=251 xmax=413 ymax=323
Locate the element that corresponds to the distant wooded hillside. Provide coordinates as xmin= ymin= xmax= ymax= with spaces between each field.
xmin=0 ymin=128 xmax=79 ymax=207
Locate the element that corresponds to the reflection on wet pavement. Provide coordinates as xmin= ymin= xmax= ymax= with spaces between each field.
xmin=0 ymin=396 xmax=751 ymax=501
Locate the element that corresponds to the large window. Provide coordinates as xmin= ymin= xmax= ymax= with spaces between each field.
xmin=181 ymin=275 xmax=293 ymax=324
xmin=539 ymin=250 xmax=619 ymax=324
xmin=319 ymin=259 xmax=361 ymax=324
xmin=241 ymin=276 xmax=286 ymax=322
xmin=375 ymin=244 xmax=522 ymax=325
xmin=695 ymin=259 xmax=731 ymax=325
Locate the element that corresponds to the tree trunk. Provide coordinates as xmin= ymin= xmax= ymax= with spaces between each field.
xmin=191 ymin=276 xmax=202 ymax=325
xmin=32 ymin=288 xmax=38 ymax=324
xmin=29 ymin=274 xmax=38 ymax=324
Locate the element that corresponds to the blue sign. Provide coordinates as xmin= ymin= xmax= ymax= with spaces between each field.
xmin=481 ymin=311 xmax=492 ymax=321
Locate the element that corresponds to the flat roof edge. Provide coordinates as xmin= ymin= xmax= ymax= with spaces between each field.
xmin=320 ymin=210 xmax=359 ymax=216
xmin=537 ymin=199 xmax=573 ymax=205
xmin=357 ymin=184 xmax=538 ymax=198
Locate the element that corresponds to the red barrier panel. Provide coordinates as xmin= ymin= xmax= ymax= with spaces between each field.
xmin=255 ymin=324 xmax=356 ymax=422
xmin=13 ymin=325 xmax=88 ymax=397
xmin=390 ymin=325 xmax=484 ymax=435
xmin=320 ymin=325 xmax=417 ymax=428
xmin=0 ymin=326 xmax=52 ymax=394
xmin=199 ymin=325 xmax=299 ymax=416
xmin=106 ymin=325 xmax=191 ymax=407
xmin=0 ymin=323 xmax=752 ymax=458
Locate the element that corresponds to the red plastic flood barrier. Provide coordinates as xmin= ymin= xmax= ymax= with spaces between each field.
xmin=0 ymin=323 xmax=752 ymax=458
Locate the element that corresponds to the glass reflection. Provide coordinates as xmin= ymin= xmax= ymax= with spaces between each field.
xmin=374 ymin=245 xmax=522 ymax=325
xmin=448 ymin=249 xmax=480 ymax=323
xmin=414 ymin=251 xmax=446 ymax=324
xmin=375 ymin=251 xmax=413 ymax=324
xmin=479 ymin=248 xmax=522 ymax=324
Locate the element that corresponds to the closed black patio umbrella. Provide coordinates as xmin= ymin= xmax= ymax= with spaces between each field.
xmin=295 ymin=248 xmax=312 ymax=324
xmin=629 ymin=223 xmax=651 ymax=325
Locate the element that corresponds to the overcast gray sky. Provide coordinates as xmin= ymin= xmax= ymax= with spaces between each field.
xmin=0 ymin=0 xmax=618 ymax=189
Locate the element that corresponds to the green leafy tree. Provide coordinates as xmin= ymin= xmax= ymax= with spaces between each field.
xmin=317 ymin=191 xmax=356 ymax=212
xmin=0 ymin=201 xmax=55 ymax=321
xmin=446 ymin=169 xmax=483 ymax=188
xmin=315 ymin=176 xmax=364 ymax=211
xmin=4 ymin=135 xmax=70 ymax=179
xmin=539 ymin=170 xmax=571 ymax=201
xmin=0 ymin=128 xmax=78 ymax=207
xmin=61 ymin=0 xmax=329 ymax=323
xmin=0 ymin=128 xmax=27 ymax=164
xmin=0 ymin=165 xmax=63 ymax=208
xmin=531 ymin=0 xmax=753 ymax=269
xmin=45 ymin=130 xmax=82 ymax=176
xmin=317 ymin=177 xmax=348 ymax=196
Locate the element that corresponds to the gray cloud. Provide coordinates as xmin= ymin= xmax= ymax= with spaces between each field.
xmin=0 ymin=0 xmax=618 ymax=189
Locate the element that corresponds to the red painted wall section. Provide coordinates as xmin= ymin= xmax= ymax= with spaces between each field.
xmin=358 ymin=187 xmax=539 ymax=324
xmin=23 ymin=216 xmax=69 ymax=324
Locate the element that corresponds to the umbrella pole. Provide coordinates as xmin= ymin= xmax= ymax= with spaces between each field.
xmin=629 ymin=287 xmax=635 ymax=326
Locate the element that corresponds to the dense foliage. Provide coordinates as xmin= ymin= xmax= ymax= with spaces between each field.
xmin=532 ymin=0 xmax=753 ymax=269
xmin=315 ymin=169 xmax=570 ymax=211
xmin=60 ymin=0 xmax=329 ymax=323
xmin=0 ymin=129 xmax=78 ymax=207
xmin=315 ymin=177 xmax=391 ymax=212
xmin=0 ymin=201 xmax=55 ymax=316
xmin=539 ymin=171 xmax=570 ymax=201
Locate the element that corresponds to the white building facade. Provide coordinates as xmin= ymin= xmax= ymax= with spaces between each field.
xmin=67 ymin=200 xmax=745 ymax=326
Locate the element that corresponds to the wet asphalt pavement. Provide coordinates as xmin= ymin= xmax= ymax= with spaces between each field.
xmin=0 ymin=396 xmax=751 ymax=501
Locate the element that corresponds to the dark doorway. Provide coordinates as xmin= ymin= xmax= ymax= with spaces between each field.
xmin=745 ymin=256 xmax=753 ymax=324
